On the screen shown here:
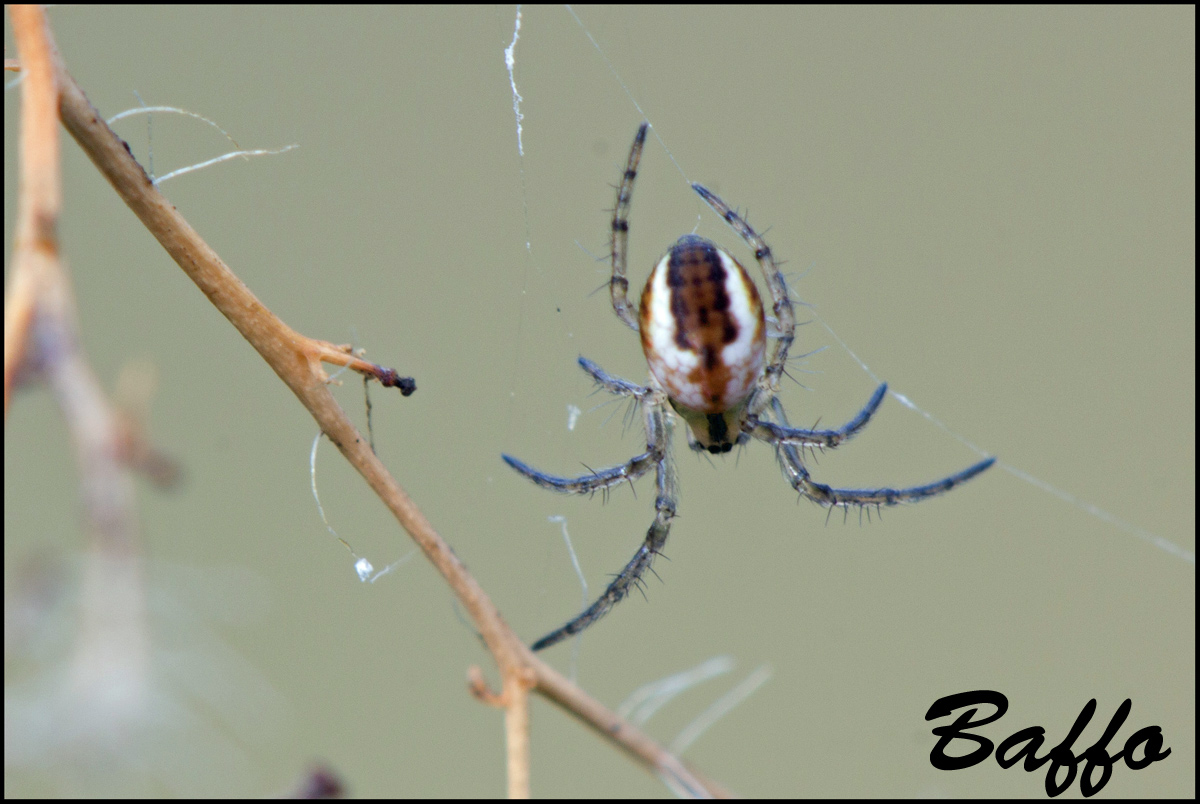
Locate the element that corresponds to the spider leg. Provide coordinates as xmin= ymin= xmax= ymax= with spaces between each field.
xmin=531 ymin=495 xmax=674 ymax=651
xmin=609 ymin=123 xmax=648 ymax=333
xmin=777 ymin=448 xmax=996 ymax=508
xmin=768 ymin=397 xmax=995 ymax=508
xmin=531 ymin=392 xmax=677 ymax=651
xmin=691 ymin=182 xmax=795 ymax=416
xmin=578 ymin=356 xmax=649 ymax=399
xmin=750 ymin=383 xmax=888 ymax=448
xmin=502 ymin=358 xmax=656 ymax=494
xmin=502 ymin=452 xmax=656 ymax=495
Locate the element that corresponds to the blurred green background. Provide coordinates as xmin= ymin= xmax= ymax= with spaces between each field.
xmin=5 ymin=6 xmax=1193 ymax=797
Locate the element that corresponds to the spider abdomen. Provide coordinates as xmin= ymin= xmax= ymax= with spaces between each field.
xmin=639 ymin=235 xmax=765 ymax=449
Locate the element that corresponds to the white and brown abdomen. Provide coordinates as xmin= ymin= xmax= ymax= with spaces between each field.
xmin=639 ymin=234 xmax=766 ymax=452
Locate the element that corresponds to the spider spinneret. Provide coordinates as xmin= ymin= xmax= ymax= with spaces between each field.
xmin=503 ymin=123 xmax=995 ymax=652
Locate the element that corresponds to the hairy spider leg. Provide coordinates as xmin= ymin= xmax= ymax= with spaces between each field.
xmin=748 ymin=382 xmax=888 ymax=448
xmin=530 ymin=384 xmax=678 ymax=652
xmin=769 ymin=397 xmax=996 ymax=508
xmin=504 ymin=358 xmax=678 ymax=652
xmin=690 ymin=183 xmax=795 ymax=419
xmin=609 ymin=123 xmax=647 ymax=332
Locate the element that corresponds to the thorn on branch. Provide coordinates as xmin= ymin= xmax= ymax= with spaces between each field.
xmin=468 ymin=665 xmax=505 ymax=708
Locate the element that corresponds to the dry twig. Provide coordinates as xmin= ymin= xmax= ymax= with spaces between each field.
xmin=4 ymin=6 xmax=726 ymax=797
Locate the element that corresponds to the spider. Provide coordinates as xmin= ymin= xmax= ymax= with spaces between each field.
xmin=503 ymin=123 xmax=995 ymax=652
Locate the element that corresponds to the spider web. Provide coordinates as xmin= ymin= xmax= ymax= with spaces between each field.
xmin=4 ymin=7 xmax=1190 ymax=800
xmin=503 ymin=5 xmax=1193 ymax=566
xmin=498 ymin=9 xmax=1194 ymax=796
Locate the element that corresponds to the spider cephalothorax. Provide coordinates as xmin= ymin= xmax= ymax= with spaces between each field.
xmin=503 ymin=123 xmax=994 ymax=651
